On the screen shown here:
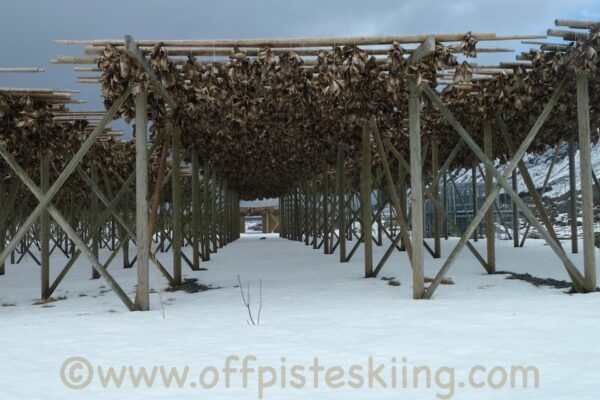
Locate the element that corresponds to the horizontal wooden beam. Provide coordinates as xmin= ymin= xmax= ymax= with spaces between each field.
xmin=499 ymin=61 xmax=532 ymax=68
xmin=0 ymin=87 xmax=78 ymax=93
xmin=547 ymin=29 xmax=589 ymax=41
xmin=555 ymin=19 xmax=600 ymax=29
xmin=0 ymin=67 xmax=44 ymax=73
xmin=83 ymin=45 xmax=514 ymax=56
xmin=56 ymin=32 xmax=544 ymax=48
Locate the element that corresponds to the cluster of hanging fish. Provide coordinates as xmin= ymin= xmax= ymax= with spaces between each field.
xmin=0 ymin=90 xmax=139 ymax=206
xmin=90 ymin=31 xmax=594 ymax=198
xmin=441 ymin=25 xmax=600 ymax=167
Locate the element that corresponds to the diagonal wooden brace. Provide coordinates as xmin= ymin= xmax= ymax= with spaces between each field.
xmin=370 ymin=118 xmax=414 ymax=262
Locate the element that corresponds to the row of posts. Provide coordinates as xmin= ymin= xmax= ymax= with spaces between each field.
xmin=277 ymin=73 xmax=597 ymax=297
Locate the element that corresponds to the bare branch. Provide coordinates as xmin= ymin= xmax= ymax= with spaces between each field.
xmin=238 ymin=275 xmax=257 ymax=325
xmin=257 ymin=279 xmax=263 ymax=325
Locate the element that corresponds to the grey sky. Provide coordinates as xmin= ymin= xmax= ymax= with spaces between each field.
xmin=0 ymin=0 xmax=598 ymax=132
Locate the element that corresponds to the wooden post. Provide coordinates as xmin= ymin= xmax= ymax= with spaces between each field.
xmin=211 ymin=170 xmax=218 ymax=252
xmin=9 ymin=216 xmax=15 ymax=264
xmin=294 ymin=188 xmax=300 ymax=241
xmin=191 ymin=148 xmax=201 ymax=268
xmin=227 ymin=186 xmax=232 ymax=243
xmin=225 ymin=188 xmax=230 ymax=243
xmin=217 ymin=181 xmax=223 ymax=247
xmin=399 ymin=161 xmax=407 ymax=251
xmin=158 ymin=190 xmax=165 ymax=253
xmin=361 ymin=122 xmax=373 ymax=277
xmin=290 ymin=190 xmax=295 ymax=239
xmin=240 ymin=216 xmax=246 ymax=233
xmin=172 ymin=126 xmax=182 ymax=285
xmin=233 ymin=191 xmax=239 ymax=240
xmin=331 ymin=177 xmax=338 ymax=249
xmin=431 ymin=137 xmax=441 ymax=258
xmin=277 ymin=199 xmax=282 ymax=237
xmin=409 ymin=80 xmax=424 ymax=298
xmin=285 ymin=195 xmax=290 ymax=238
xmin=69 ymin=197 xmax=75 ymax=256
xmin=511 ymin=170 xmax=520 ymax=248
xmin=280 ymin=196 xmax=285 ymax=237
xmin=0 ymin=180 xmax=20 ymax=273
xmin=287 ymin=194 xmax=291 ymax=239
xmin=40 ymin=151 xmax=50 ymax=299
xmin=111 ymin=218 xmax=116 ymax=250
xmin=376 ymin=170 xmax=383 ymax=246
xmin=267 ymin=211 xmax=272 ymax=233
xmin=121 ymin=216 xmax=130 ymax=268
xmin=568 ymin=133 xmax=578 ymax=254
xmin=471 ymin=166 xmax=478 ymax=241
xmin=576 ymin=73 xmax=596 ymax=292
xmin=203 ymin=161 xmax=211 ymax=260
xmin=443 ymin=172 xmax=449 ymax=239
xmin=337 ymin=146 xmax=347 ymax=262
xmin=223 ymin=187 xmax=228 ymax=243
xmin=0 ymin=188 xmax=5 ymax=275
xmin=91 ymin=163 xmax=100 ymax=279
xmin=225 ymin=189 xmax=229 ymax=242
xmin=323 ymin=161 xmax=330 ymax=254
xmin=312 ymin=182 xmax=318 ymax=249
xmin=234 ymin=192 xmax=238 ymax=239
xmin=484 ymin=122 xmax=496 ymax=273
xmin=287 ymin=197 xmax=291 ymax=238
xmin=134 ymin=88 xmax=149 ymax=311
xmin=303 ymin=182 xmax=310 ymax=245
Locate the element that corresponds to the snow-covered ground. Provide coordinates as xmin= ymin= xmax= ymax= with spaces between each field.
xmin=0 ymin=234 xmax=599 ymax=399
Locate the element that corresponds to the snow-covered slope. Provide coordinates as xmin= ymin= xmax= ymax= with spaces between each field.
xmin=522 ymin=142 xmax=600 ymax=198
xmin=453 ymin=142 xmax=600 ymax=199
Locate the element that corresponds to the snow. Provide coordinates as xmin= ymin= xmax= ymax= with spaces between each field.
xmin=0 ymin=234 xmax=599 ymax=399
xmin=522 ymin=142 xmax=600 ymax=199
xmin=453 ymin=141 xmax=600 ymax=198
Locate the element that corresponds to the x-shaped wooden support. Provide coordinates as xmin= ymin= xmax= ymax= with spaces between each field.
xmin=419 ymin=78 xmax=586 ymax=298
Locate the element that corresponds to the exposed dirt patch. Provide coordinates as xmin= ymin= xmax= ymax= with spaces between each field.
xmin=32 ymin=296 xmax=67 ymax=306
xmin=166 ymin=278 xmax=219 ymax=294
xmin=496 ymin=271 xmax=574 ymax=290
xmin=380 ymin=276 xmax=401 ymax=286
xmin=425 ymin=276 xmax=455 ymax=285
